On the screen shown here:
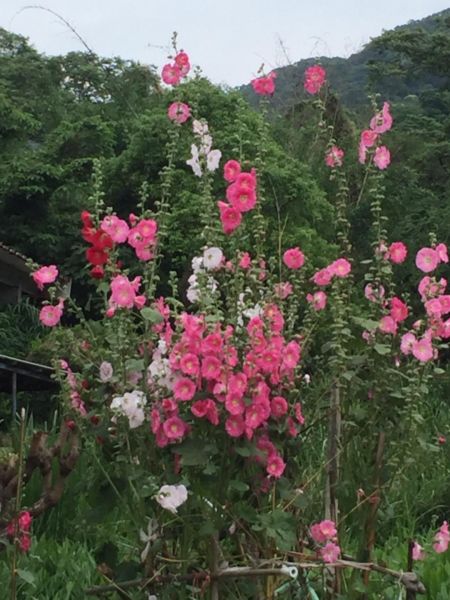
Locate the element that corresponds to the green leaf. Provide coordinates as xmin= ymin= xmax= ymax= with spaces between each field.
xmin=374 ymin=343 xmax=391 ymax=355
xmin=17 ymin=569 xmax=35 ymax=586
xmin=174 ymin=439 xmax=217 ymax=466
xmin=140 ymin=308 xmax=164 ymax=323
xmin=229 ymin=480 xmax=249 ymax=492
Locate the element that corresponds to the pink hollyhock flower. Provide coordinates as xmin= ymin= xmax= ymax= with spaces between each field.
xmin=202 ymin=332 xmax=223 ymax=355
xmin=18 ymin=511 xmax=32 ymax=532
xmin=174 ymin=51 xmax=190 ymax=75
xmin=229 ymin=372 xmax=248 ymax=397
xmin=266 ymin=453 xmax=286 ymax=478
xmin=330 ymin=258 xmax=351 ymax=278
xmin=235 ymin=172 xmax=256 ymax=191
xmin=168 ymin=101 xmax=191 ymax=124
xmin=425 ymin=298 xmax=442 ymax=318
xmin=419 ymin=276 xmax=447 ymax=300
xmin=320 ymin=542 xmax=341 ymax=563
xmin=251 ymin=72 xmax=276 ymax=95
xmin=100 ymin=215 xmax=130 ymax=243
xmin=180 ymin=353 xmax=200 ymax=376
xmin=224 ymin=159 xmax=241 ymax=182
xmin=227 ymin=183 xmax=257 ymax=212
xmin=225 ymin=393 xmax=245 ymax=416
xmin=173 ymin=377 xmax=196 ymax=401
xmin=136 ymin=219 xmax=157 ymax=241
xmin=225 ymin=415 xmax=245 ymax=437
xmin=373 ymin=146 xmax=391 ymax=170
xmin=19 ymin=535 xmax=32 ymax=553
xmin=270 ymin=396 xmax=288 ymax=418
xmin=239 ymin=252 xmax=251 ymax=269
xmin=416 ymin=248 xmax=439 ymax=273
xmin=440 ymin=295 xmax=450 ymax=315
xmin=39 ymin=301 xmax=63 ymax=327
xmin=163 ymin=416 xmax=187 ymax=441
xmin=412 ymin=542 xmax=425 ymax=561
xmin=110 ymin=275 xmax=137 ymax=309
xmin=191 ymin=399 xmax=209 ymax=418
xmin=245 ymin=402 xmax=268 ymax=429
xmin=370 ymin=102 xmax=393 ymax=134
xmin=304 ymin=65 xmax=326 ymax=94
xmin=379 ymin=315 xmax=397 ymax=335
xmin=387 ymin=241 xmax=407 ymax=264
xmin=312 ymin=268 xmax=333 ymax=286
xmin=217 ymin=201 xmax=242 ymax=235
xmin=283 ymin=247 xmax=305 ymax=269
xmin=310 ymin=523 xmax=327 ymax=544
xmin=161 ymin=63 xmax=181 ymax=85
xmin=412 ymin=337 xmax=434 ymax=362
xmin=436 ymin=243 xmax=449 ymax=263
xmin=283 ymin=341 xmax=301 ymax=369
xmin=316 ymin=519 xmax=338 ymax=540
xmin=433 ymin=521 xmax=450 ymax=553
xmin=201 ymin=355 xmax=222 ymax=380
xmin=32 ymin=265 xmax=58 ymax=290
xmin=307 ymin=291 xmax=327 ymax=311
xmin=390 ymin=297 xmax=408 ymax=322
xmin=400 ymin=332 xmax=416 ymax=355
xmin=135 ymin=247 xmax=153 ymax=261
xmin=361 ymin=130 xmax=378 ymax=148
xmin=325 ymin=146 xmax=344 ymax=168
xmin=274 ymin=281 xmax=293 ymax=299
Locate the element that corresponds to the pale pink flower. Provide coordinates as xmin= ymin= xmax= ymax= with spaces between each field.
xmin=110 ymin=274 xmax=137 ymax=309
xmin=101 ymin=215 xmax=130 ymax=243
xmin=330 ymin=258 xmax=351 ymax=278
xmin=370 ymin=102 xmax=393 ymax=134
xmin=412 ymin=338 xmax=433 ymax=362
xmin=274 ymin=282 xmax=293 ymax=299
xmin=306 ymin=291 xmax=327 ymax=311
xmin=304 ymin=65 xmax=326 ymax=94
xmin=433 ymin=522 xmax=450 ymax=554
xmin=436 ymin=243 xmax=449 ymax=263
xmin=283 ymin=247 xmax=305 ymax=269
xmin=167 ymin=102 xmax=191 ymax=124
xmin=379 ymin=315 xmax=397 ymax=335
xmin=223 ymin=160 xmax=241 ymax=182
xmin=32 ymin=265 xmax=58 ymax=290
xmin=325 ymin=146 xmax=344 ymax=168
xmin=39 ymin=302 xmax=63 ymax=327
xmin=373 ymin=146 xmax=391 ymax=170
xmin=387 ymin=241 xmax=407 ymax=264
xmin=155 ymin=484 xmax=188 ymax=514
xmin=400 ymin=332 xmax=416 ymax=355
xmin=320 ymin=542 xmax=341 ymax=563
xmin=416 ymin=248 xmax=439 ymax=273
xmin=99 ymin=361 xmax=113 ymax=382
xmin=207 ymin=149 xmax=222 ymax=172
xmin=364 ymin=283 xmax=385 ymax=303
xmin=412 ymin=542 xmax=425 ymax=561
xmin=312 ymin=268 xmax=333 ymax=286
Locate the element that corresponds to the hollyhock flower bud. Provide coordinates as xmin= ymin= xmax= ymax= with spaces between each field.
xmin=373 ymin=146 xmax=391 ymax=170
xmin=32 ymin=265 xmax=58 ymax=290
xmin=168 ymin=102 xmax=191 ymax=124
xmin=304 ymin=65 xmax=326 ymax=94
xmin=283 ymin=247 xmax=305 ymax=269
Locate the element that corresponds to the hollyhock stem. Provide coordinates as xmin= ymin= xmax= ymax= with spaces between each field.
xmin=10 ymin=408 xmax=26 ymax=600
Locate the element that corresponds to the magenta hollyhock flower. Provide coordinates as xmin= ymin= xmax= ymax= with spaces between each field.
xmin=373 ymin=145 xmax=391 ymax=170
xmin=390 ymin=297 xmax=408 ymax=322
xmin=168 ymin=102 xmax=191 ymax=124
xmin=270 ymin=396 xmax=288 ymax=418
xmin=416 ymin=247 xmax=439 ymax=273
xmin=312 ymin=267 xmax=333 ymax=286
xmin=161 ymin=63 xmax=181 ymax=85
xmin=227 ymin=183 xmax=257 ymax=212
xmin=162 ymin=416 xmax=187 ymax=441
xmin=251 ymin=72 xmax=276 ymax=95
xmin=283 ymin=247 xmax=305 ymax=269
xmin=225 ymin=415 xmax=245 ymax=437
xmin=387 ymin=241 xmax=407 ymax=264
xmin=223 ymin=159 xmax=241 ymax=182
xmin=225 ymin=393 xmax=245 ymax=416
xmin=325 ymin=145 xmax=344 ymax=168
xmin=282 ymin=341 xmax=301 ymax=369
xmin=304 ymin=65 xmax=326 ymax=94
xmin=320 ymin=541 xmax=341 ymax=563
xmin=294 ymin=402 xmax=305 ymax=425
xmin=266 ymin=453 xmax=286 ymax=478
xmin=179 ymin=353 xmax=200 ymax=376
xmin=217 ymin=201 xmax=242 ymax=234
xmin=228 ymin=372 xmax=248 ymax=397
xmin=412 ymin=337 xmax=433 ymax=362
xmin=173 ymin=377 xmax=196 ymax=401
xmin=100 ymin=215 xmax=130 ymax=244
xmin=370 ymin=102 xmax=393 ymax=134
xmin=201 ymin=355 xmax=221 ymax=380
xmin=174 ymin=51 xmax=190 ymax=76
xmin=239 ymin=252 xmax=251 ymax=269
xmin=32 ymin=265 xmax=58 ymax=290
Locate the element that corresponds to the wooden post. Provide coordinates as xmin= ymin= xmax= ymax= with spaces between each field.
xmin=11 ymin=371 xmax=17 ymax=418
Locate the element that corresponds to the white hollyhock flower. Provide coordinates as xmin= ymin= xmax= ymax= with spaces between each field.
xmin=99 ymin=361 xmax=113 ymax=382
xmin=186 ymin=144 xmax=202 ymax=177
xmin=203 ymin=247 xmax=223 ymax=270
xmin=155 ymin=484 xmax=188 ymax=514
xmin=191 ymin=256 xmax=203 ymax=273
xmin=206 ymin=149 xmax=221 ymax=172
xmin=193 ymin=119 xmax=208 ymax=136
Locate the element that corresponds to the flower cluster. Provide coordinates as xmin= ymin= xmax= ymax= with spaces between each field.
xmin=111 ymin=390 xmax=147 ymax=429
xmin=359 ymin=102 xmax=393 ymax=168
xmin=311 ymin=258 xmax=352 ymax=287
xmin=218 ymin=160 xmax=257 ymax=235
xmin=310 ymin=519 xmax=340 ymax=563
xmin=186 ymin=120 xmax=221 ymax=177
xmin=161 ymin=51 xmax=190 ymax=86
xmin=6 ymin=511 xmax=33 ymax=553
xmin=186 ymin=247 xmax=223 ymax=303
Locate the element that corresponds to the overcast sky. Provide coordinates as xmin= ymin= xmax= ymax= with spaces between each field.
xmin=2 ymin=1 xmax=449 ymax=86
